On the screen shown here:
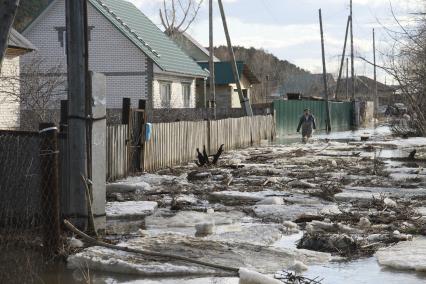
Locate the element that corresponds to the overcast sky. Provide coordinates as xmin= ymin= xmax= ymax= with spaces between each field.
xmin=128 ymin=0 xmax=423 ymax=84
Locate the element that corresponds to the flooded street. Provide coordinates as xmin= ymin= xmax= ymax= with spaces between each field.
xmin=50 ymin=126 xmax=426 ymax=284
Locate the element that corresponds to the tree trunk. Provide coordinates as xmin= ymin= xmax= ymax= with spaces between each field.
xmin=0 ymin=0 xmax=20 ymax=73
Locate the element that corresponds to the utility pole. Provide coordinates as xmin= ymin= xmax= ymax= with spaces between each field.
xmin=319 ymin=9 xmax=331 ymax=133
xmin=373 ymin=28 xmax=378 ymax=118
xmin=209 ymin=0 xmax=216 ymax=119
xmin=335 ymin=16 xmax=351 ymax=99
xmin=350 ymin=0 xmax=355 ymax=100
xmin=346 ymin=57 xmax=349 ymax=100
xmin=0 ymin=0 xmax=20 ymax=72
xmin=218 ymin=0 xmax=253 ymax=116
xmin=66 ymin=0 xmax=89 ymax=230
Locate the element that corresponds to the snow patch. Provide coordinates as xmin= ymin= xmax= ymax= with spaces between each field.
xmin=257 ymin=197 xmax=284 ymax=205
xmin=106 ymin=201 xmax=158 ymax=219
xmin=375 ymin=238 xmax=426 ymax=271
xmin=238 ymin=268 xmax=282 ymax=284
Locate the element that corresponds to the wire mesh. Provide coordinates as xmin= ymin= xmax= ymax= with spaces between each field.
xmin=0 ymin=130 xmax=61 ymax=283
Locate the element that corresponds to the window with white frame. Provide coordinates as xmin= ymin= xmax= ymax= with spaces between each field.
xmin=160 ymin=82 xmax=171 ymax=108
xmin=182 ymin=83 xmax=191 ymax=108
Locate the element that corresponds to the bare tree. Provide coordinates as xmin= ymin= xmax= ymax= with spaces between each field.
xmin=376 ymin=3 xmax=426 ymax=136
xmin=0 ymin=0 xmax=20 ymax=72
xmin=160 ymin=0 xmax=204 ymax=37
xmin=0 ymin=56 xmax=66 ymax=130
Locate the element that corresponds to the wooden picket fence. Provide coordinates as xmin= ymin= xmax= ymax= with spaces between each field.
xmin=144 ymin=115 xmax=276 ymax=172
xmin=106 ymin=124 xmax=128 ymax=181
xmin=105 ymin=115 xmax=276 ymax=180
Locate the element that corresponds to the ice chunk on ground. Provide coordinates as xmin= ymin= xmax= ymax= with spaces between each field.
xmin=253 ymin=205 xmax=319 ymax=222
xmin=238 ymin=268 xmax=282 ymax=284
xmin=384 ymin=197 xmax=397 ymax=208
xmin=288 ymin=260 xmax=308 ymax=273
xmin=106 ymin=201 xmax=158 ymax=219
xmin=195 ymin=223 xmax=215 ymax=236
xmin=68 ymin=234 xmax=331 ymax=276
xmin=209 ymin=224 xmax=283 ymax=245
xmin=257 ymin=197 xmax=284 ymax=205
xmin=210 ymin=191 xmax=288 ymax=203
xmin=106 ymin=181 xmax=152 ymax=194
xmin=67 ymin=246 xmax=221 ymax=277
xmin=375 ymin=237 xmax=426 ymax=271
xmin=335 ymin=186 xmax=426 ymax=202
xmin=69 ymin=237 xmax=84 ymax=248
xmin=145 ymin=210 xmax=247 ymax=228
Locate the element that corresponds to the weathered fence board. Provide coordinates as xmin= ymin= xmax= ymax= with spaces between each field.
xmin=106 ymin=124 xmax=128 ymax=181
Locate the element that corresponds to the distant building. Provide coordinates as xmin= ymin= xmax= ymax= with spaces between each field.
xmin=171 ymin=31 xmax=259 ymax=109
xmin=0 ymin=29 xmax=36 ymax=129
xmin=198 ymin=61 xmax=260 ymax=110
xmin=21 ymin=0 xmax=208 ymax=116
xmin=335 ymin=76 xmax=397 ymax=105
xmin=277 ymin=73 xmax=336 ymax=100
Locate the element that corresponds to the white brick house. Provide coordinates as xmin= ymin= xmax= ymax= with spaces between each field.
xmin=22 ymin=0 xmax=208 ymax=115
xmin=0 ymin=29 xmax=35 ymax=129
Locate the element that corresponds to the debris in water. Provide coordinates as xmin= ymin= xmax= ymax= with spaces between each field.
xmin=274 ymin=270 xmax=323 ymax=284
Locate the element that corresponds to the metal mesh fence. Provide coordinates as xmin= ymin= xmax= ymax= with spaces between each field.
xmin=0 ymin=129 xmax=61 ymax=283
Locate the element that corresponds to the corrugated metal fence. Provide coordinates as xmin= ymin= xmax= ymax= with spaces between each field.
xmin=274 ymin=100 xmax=353 ymax=136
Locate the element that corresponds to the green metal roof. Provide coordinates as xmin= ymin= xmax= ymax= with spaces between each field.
xmin=90 ymin=0 xmax=208 ymax=78
xmin=198 ymin=61 xmax=260 ymax=85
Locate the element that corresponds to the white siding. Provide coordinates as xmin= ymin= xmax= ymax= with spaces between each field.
xmin=230 ymin=76 xmax=252 ymax=108
xmin=22 ymin=0 xmax=149 ymax=108
xmin=153 ymin=72 xmax=196 ymax=109
xmin=0 ymin=55 xmax=20 ymax=129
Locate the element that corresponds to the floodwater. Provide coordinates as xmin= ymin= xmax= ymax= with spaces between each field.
xmin=42 ymin=231 xmax=426 ymax=284
xmin=41 ymin=125 xmax=426 ymax=284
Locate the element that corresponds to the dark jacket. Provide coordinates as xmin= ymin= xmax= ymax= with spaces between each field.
xmin=297 ymin=114 xmax=317 ymax=132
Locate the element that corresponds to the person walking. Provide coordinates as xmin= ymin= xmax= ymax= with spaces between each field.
xmin=297 ymin=108 xmax=317 ymax=143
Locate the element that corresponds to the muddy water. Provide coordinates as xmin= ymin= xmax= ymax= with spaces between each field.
xmin=41 ymin=230 xmax=426 ymax=284
xmin=42 ymin=126 xmax=426 ymax=284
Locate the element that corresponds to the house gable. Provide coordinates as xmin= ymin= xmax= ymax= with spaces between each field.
xmin=90 ymin=0 xmax=207 ymax=78
xmin=21 ymin=0 xmax=151 ymax=108
xmin=171 ymin=31 xmax=220 ymax=63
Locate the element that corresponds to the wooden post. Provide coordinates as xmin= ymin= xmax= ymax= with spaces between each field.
xmin=319 ymin=9 xmax=332 ymax=133
xmin=373 ymin=28 xmax=378 ymax=117
xmin=60 ymin=100 xmax=68 ymax=132
xmin=203 ymin=78 xmax=207 ymax=109
xmin=137 ymin=99 xmax=146 ymax=171
xmin=0 ymin=0 xmax=20 ymax=72
xmin=350 ymin=0 xmax=355 ymax=101
xmin=335 ymin=16 xmax=351 ymax=99
xmin=66 ymin=0 xmax=89 ymax=229
xmin=209 ymin=0 xmax=216 ymax=119
xmin=122 ymin=98 xmax=131 ymax=125
xmin=346 ymin=57 xmax=349 ymax=100
xmin=39 ymin=123 xmax=60 ymax=255
xmin=218 ymin=0 xmax=253 ymax=116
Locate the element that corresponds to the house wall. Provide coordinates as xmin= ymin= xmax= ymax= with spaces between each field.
xmin=201 ymin=76 xmax=253 ymax=110
xmin=21 ymin=0 xmax=149 ymax=108
xmin=230 ymin=75 xmax=252 ymax=108
xmin=152 ymin=70 xmax=196 ymax=109
xmin=0 ymin=55 xmax=20 ymax=129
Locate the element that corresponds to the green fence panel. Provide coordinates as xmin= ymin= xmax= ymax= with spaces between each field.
xmin=273 ymin=100 xmax=353 ymax=136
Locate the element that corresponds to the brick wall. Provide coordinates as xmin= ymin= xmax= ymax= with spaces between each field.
xmin=0 ymin=55 xmax=20 ymax=129
xmin=22 ymin=0 xmax=149 ymax=108
xmin=152 ymin=71 xmax=196 ymax=109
